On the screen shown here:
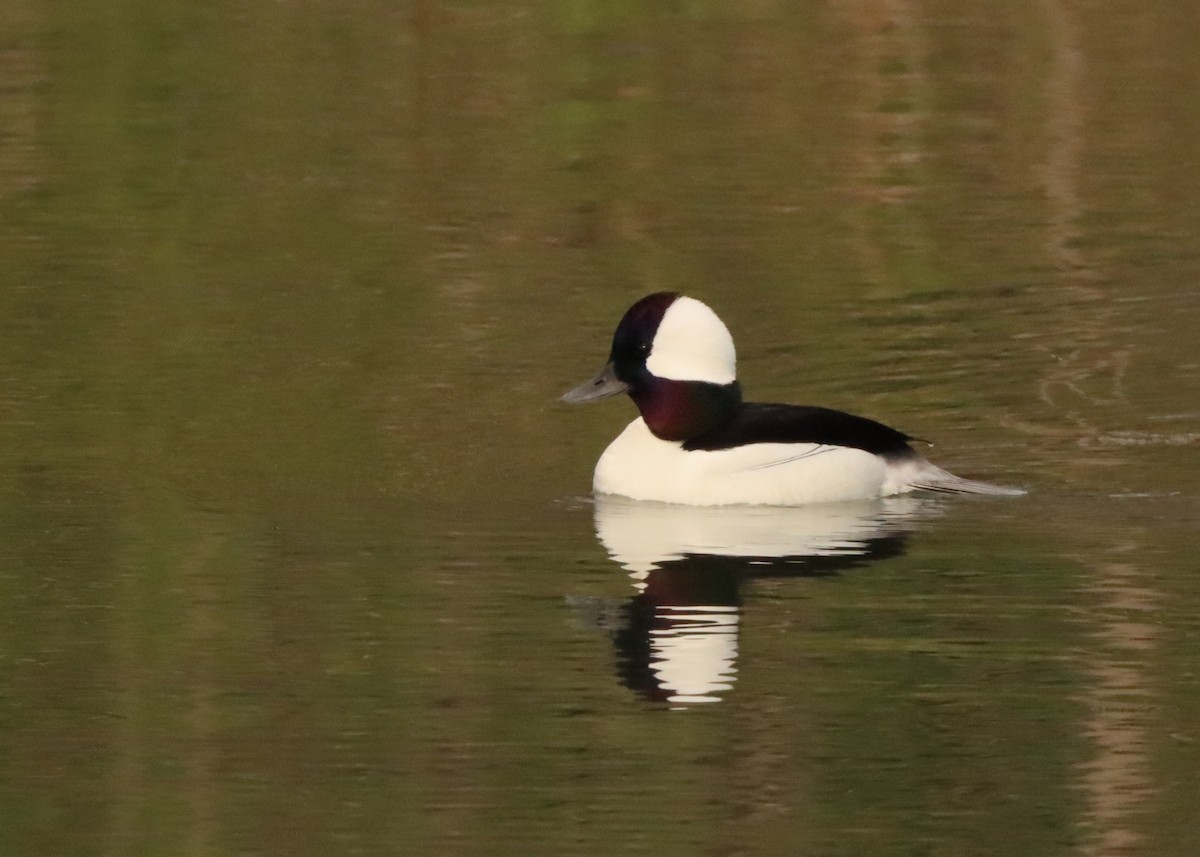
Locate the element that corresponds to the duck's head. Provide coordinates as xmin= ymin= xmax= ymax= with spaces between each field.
xmin=562 ymin=292 xmax=741 ymax=441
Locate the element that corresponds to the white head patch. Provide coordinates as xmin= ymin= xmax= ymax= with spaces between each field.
xmin=645 ymin=296 xmax=737 ymax=384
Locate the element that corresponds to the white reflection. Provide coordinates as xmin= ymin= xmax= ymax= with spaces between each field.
xmin=590 ymin=495 xmax=934 ymax=708
xmin=648 ymin=606 xmax=739 ymax=706
xmin=595 ymin=494 xmax=932 ymax=575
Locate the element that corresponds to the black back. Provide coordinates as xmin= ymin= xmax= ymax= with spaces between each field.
xmin=682 ymin=403 xmax=918 ymax=459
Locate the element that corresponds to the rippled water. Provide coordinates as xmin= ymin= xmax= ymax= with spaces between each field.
xmin=3 ymin=2 xmax=1200 ymax=856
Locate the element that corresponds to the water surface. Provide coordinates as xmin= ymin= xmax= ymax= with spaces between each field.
xmin=2 ymin=2 xmax=1199 ymax=855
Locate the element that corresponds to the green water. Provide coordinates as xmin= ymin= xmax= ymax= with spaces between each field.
xmin=2 ymin=2 xmax=1199 ymax=855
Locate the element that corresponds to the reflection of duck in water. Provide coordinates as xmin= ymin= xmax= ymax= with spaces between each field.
xmin=588 ymin=495 xmax=931 ymax=708
xmin=611 ymin=556 xmax=740 ymax=707
xmin=563 ymin=292 xmax=1024 ymax=505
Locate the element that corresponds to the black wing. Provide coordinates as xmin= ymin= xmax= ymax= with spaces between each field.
xmin=682 ymin=403 xmax=918 ymax=458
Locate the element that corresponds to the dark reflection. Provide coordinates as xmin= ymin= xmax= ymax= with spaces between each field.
xmin=587 ymin=496 xmax=935 ymax=708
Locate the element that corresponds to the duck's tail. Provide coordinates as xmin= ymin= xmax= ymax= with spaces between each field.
xmin=908 ymin=463 xmax=1027 ymax=497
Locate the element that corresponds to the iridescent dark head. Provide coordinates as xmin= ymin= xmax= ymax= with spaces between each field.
xmin=562 ymin=293 xmax=741 ymax=441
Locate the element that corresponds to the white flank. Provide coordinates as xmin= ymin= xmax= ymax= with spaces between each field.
xmin=594 ymin=418 xmax=887 ymax=505
xmin=594 ymin=418 xmax=1023 ymax=506
xmin=644 ymin=296 xmax=737 ymax=385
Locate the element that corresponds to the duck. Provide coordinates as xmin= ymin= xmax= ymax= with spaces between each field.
xmin=562 ymin=292 xmax=1025 ymax=506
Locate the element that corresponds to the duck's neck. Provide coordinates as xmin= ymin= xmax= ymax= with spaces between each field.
xmin=631 ymin=378 xmax=742 ymax=442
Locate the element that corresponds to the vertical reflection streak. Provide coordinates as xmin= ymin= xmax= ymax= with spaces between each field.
xmin=1034 ymin=0 xmax=1128 ymax=444
xmin=1040 ymin=3 xmax=1160 ymax=852
xmin=842 ymin=0 xmax=930 ymax=289
xmin=1040 ymin=0 xmax=1091 ymax=282
xmin=1072 ymin=556 xmax=1161 ymax=857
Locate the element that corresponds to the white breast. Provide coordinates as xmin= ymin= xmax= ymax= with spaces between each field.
xmin=593 ymin=418 xmax=918 ymax=506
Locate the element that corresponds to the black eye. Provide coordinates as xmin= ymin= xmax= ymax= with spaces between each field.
xmin=636 ymin=342 xmax=651 ymax=356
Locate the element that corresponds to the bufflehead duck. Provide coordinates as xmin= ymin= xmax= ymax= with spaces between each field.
xmin=562 ymin=292 xmax=1024 ymax=506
